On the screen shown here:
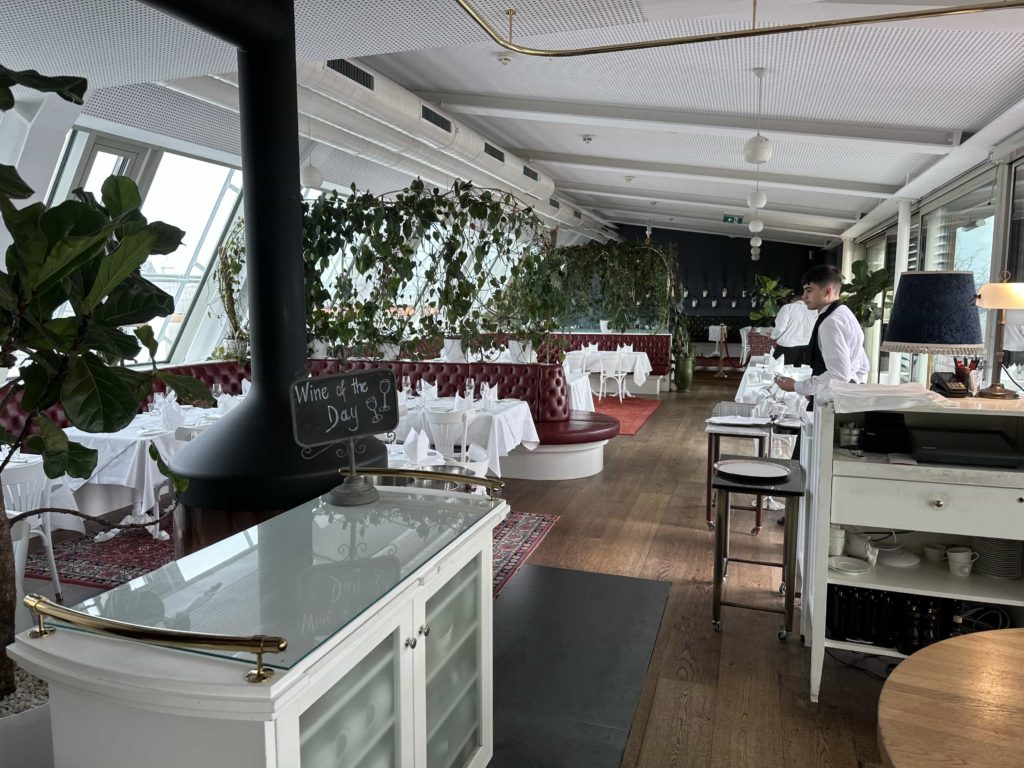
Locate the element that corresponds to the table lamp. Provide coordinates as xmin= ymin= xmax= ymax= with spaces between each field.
xmin=881 ymin=271 xmax=984 ymax=385
xmin=975 ymin=278 xmax=1024 ymax=399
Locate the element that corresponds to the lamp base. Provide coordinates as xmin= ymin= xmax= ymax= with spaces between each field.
xmin=977 ymin=383 xmax=1020 ymax=400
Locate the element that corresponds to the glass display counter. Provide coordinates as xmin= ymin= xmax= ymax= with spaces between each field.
xmin=11 ymin=485 xmax=507 ymax=768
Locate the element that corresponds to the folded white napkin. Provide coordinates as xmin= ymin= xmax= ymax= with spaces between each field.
xmin=453 ymin=393 xmax=471 ymax=411
xmin=217 ymin=394 xmax=241 ymax=413
xmin=241 ymin=378 xmax=251 ymax=395
xmin=831 ymin=382 xmax=954 ymax=413
xmin=617 ymin=344 xmax=634 ymax=353
xmin=767 ymin=354 xmax=783 ymax=374
xmin=397 ymin=389 xmax=407 ymax=408
xmin=420 ymin=381 xmax=438 ymax=399
xmin=485 ymin=383 xmax=499 ymax=401
xmin=583 ymin=343 xmax=600 ymax=354
xmin=160 ymin=403 xmax=184 ymax=430
xmin=403 ymin=428 xmax=429 ymax=463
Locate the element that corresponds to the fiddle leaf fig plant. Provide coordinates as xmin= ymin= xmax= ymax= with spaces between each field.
xmin=748 ymin=274 xmax=793 ymax=324
xmin=210 ymin=216 xmax=248 ymax=360
xmin=0 ymin=65 xmax=210 ymax=700
xmin=842 ymin=260 xmax=890 ymax=327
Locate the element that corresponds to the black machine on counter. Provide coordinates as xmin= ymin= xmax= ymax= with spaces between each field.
xmin=910 ymin=427 xmax=1024 ymax=469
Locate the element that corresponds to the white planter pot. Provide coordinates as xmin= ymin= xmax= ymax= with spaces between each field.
xmin=508 ymin=340 xmax=533 ymax=364
xmin=310 ymin=339 xmax=330 ymax=358
xmin=442 ymin=337 xmax=465 ymax=362
xmin=222 ymin=336 xmax=248 ymax=358
xmin=599 ymin=320 xmax=610 ymax=333
xmin=379 ymin=342 xmax=400 ymax=360
xmin=0 ymin=701 xmax=53 ymax=768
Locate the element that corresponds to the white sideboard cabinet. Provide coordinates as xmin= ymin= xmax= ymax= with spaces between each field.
xmin=11 ymin=486 xmax=507 ymax=768
xmin=806 ymin=400 xmax=1024 ymax=702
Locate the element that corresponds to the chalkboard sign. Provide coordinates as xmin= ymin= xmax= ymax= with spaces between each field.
xmin=290 ymin=368 xmax=399 ymax=448
xmin=298 ymin=555 xmax=402 ymax=640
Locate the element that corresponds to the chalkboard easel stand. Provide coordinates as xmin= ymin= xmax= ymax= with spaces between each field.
xmin=329 ymin=438 xmax=380 ymax=506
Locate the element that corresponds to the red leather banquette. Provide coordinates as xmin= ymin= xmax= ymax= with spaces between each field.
xmin=1 ymin=358 xmax=618 ymax=447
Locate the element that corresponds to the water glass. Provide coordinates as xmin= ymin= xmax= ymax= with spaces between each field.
xmin=479 ymin=382 xmax=490 ymax=410
xmin=401 ymin=374 xmax=412 ymax=394
xmin=465 ymin=377 xmax=476 ymax=401
xmin=211 ymin=382 xmax=224 ymax=399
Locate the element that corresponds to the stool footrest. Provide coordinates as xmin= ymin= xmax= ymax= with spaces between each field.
xmin=726 ymin=557 xmax=782 ymax=569
xmin=720 ymin=601 xmax=785 ymax=616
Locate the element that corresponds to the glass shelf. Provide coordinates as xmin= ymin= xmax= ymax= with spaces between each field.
xmin=61 ymin=487 xmax=502 ymax=669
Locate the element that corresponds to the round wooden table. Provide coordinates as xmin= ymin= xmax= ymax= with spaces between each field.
xmin=878 ymin=628 xmax=1024 ymax=768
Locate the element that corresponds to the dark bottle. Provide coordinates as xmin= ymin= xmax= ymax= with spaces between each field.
xmin=947 ymin=614 xmax=965 ymax=639
xmin=862 ymin=591 xmax=880 ymax=645
xmin=826 ymin=585 xmax=847 ymax=641
xmin=846 ymin=588 xmax=864 ymax=641
xmin=876 ymin=592 xmax=899 ymax=648
xmin=898 ymin=599 xmax=922 ymax=655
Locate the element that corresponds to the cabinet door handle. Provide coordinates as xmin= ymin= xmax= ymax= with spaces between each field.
xmin=418 ymin=625 xmax=430 ymax=637
xmin=405 ymin=637 xmax=417 ymax=649
xmin=932 ymin=499 xmax=945 ymax=508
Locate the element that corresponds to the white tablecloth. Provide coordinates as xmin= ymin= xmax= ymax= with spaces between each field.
xmin=395 ymin=397 xmax=539 ymax=476
xmin=64 ymin=407 xmax=220 ymax=515
xmin=564 ymin=350 xmax=653 ymax=387
xmin=568 ymin=372 xmax=595 ymax=412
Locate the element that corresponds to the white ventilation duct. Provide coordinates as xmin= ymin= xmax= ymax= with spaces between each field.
xmin=165 ymin=63 xmax=613 ymax=242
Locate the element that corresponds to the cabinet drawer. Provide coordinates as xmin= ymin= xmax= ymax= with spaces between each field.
xmin=831 ymin=476 xmax=1024 ymax=539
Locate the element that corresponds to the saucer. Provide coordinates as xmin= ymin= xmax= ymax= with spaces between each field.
xmin=828 ymin=556 xmax=871 ymax=574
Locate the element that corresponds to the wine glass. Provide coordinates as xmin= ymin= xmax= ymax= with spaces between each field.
xmin=211 ymin=382 xmax=224 ymax=407
xmin=401 ymin=374 xmax=412 ymax=394
xmin=479 ymin=381 xmax=490 ymax=411
xmin=464 ymin=377 xmax=475 ymax=401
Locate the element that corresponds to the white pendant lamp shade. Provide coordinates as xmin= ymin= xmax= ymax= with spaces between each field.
xmin=749 ymin=236 xmax=762 ymax=247
xmin=748 ymin=218 xmax=764 ymax=234
xmin=751 ymin=247 xmax=761 ymax=261
xmin=300 ymin=163 xmax=323 ymax=189
xmin=743 ymin=134 xmax=773 ymax=164
xmin=747 ymin=189 xmax=767 ymax=209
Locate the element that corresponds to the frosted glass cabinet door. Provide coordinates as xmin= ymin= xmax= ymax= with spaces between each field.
xmin=300 ymin=629 xmax=404 ymax=768
xmin=423 ymin=556 xmax=484 ymax=768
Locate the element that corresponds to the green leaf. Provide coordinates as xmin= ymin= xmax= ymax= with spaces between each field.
xmin=0 ymin=66 xmax=87 ymax=105
xmin=134 ymin=324 xmax=158 ymax=359
xmin=95 ymin=274 xmax=174 ymax=325
xmin=100 ymin=176 xmax=142 ymax=217
xmin=84 ymin=322 xmax=142 ymax=360
xmin=149 ymin=443 xmax=189 ymax=495
xmin=0 ymin=87 xmax=12 ymax=111
xmin=61 ymin=352 xmax=145 ymax=432
xmin=20 ymin=357 xmax=62 ymax=411
xmin=146 ymin=221 xmax=186 ymax=255
xmin=65 ymin=441 xmax=99 ymax=479
xmin=0 ymin=163 xmax=34 ymax=199
xmin=157 ymin=371 xmax=211 ymax=406
xmin=82 ymin=229 xmax=157 ymax=311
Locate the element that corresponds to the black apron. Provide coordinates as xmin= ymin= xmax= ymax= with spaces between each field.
xmin=805 ymin=301 xmax=844 ymax=410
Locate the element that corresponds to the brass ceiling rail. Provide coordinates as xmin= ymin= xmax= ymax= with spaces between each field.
xmin=24 ymin=594 xmax=287 ymax=683
xmin=354 ymin=467 xmax=505 ymax=495
xmin=455 ymin=0 xmax=1024 ymax=57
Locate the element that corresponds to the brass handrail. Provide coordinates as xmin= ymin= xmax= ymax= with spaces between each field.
xmin=23 ymin=594 xmax=287 ymax=683
xmin=455 ymin=0 xmax=1024 ymax=57
xmin=354 ymin=467 xmax=505 ymax=494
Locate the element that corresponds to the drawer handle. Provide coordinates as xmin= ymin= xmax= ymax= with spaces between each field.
xmin=932 ymin=499 xmax=945 ymax=508
xmin=405 ymin=637 xmax=417 ymax=649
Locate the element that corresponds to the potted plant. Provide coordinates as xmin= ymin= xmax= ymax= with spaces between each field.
xmin=748 ymin=274 xmax=793 ymax=325
xmin=842 ymin=261 xmax=889 ymax=327
xmin=670 ymin=284 xmax=693 ymax=393
xmin=0 ymin=64 xmax=210 ymax=739
xmin=211 ymin=216 xmax=248 ymax=360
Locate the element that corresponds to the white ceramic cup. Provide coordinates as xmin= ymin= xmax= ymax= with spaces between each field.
xmin=949 ymin=561 xmax=974 ymax=577
xmin=828 ymin=525 xmax=846 ymax=557
xmin=923 ymin=543 xmax=948 ymax=563
xmin=946 ymin=547 xmax=979 ymax=564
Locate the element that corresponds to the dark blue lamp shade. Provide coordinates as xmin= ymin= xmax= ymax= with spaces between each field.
xmin=881 ymin=271 xmax=985 ymax=355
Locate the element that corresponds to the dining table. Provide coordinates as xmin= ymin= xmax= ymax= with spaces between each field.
xmin=394 ymin=396 xmax=539 ymax=476
xmin=564 ymin=349 xmax=654 ymax=389
xmin=567 ymin=371 xmax=595 ymax=412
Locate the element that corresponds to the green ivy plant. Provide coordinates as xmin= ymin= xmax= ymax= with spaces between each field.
xmin=210 ymin=216 xmax=247 ymax=360
xmin=748 ymin=274 xmax=794 ymax=324
xmin=842 ymin=261 xmax=890 ymax=327
xmin=0 ymin=65 xmax=210 ymax=699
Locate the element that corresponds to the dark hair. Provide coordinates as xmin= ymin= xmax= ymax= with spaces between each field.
xmin=801 ymin=264 xmax=842 ymax=291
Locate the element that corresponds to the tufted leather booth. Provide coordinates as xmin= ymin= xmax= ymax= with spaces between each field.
xmin=538 ymin=333 xmax=671 ymax=376
xmin=0 ymin=357 xmax=618 ymax=448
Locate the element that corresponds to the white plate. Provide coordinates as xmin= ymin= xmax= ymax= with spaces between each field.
xmin=829 ymin=556 xmax=872 ymax=574
xmin=714 ymin=459 xmax=790 ymax=481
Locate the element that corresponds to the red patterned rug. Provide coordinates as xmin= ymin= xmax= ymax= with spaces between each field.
xmin=594 ymin=396 xmax=662 ymax=435
xmin=25 ymin=512 xmax=557 ymax=598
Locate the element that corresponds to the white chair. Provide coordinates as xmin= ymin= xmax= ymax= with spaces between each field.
xmin=564 ymin=349 xmax=587 ymax=375
xmin=597 ymin=352 xmax=628 ymax=402
xmin=739 ymin=326 xmax=752 ymax=366
xmin=4 ymin=461 xmax=62 ymax=603
xmin=423 ymin=407 xmax=490 ymax=477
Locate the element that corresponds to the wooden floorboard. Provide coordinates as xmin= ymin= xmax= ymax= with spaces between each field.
xmin=500 ymin=374 xmax=883 ymax=768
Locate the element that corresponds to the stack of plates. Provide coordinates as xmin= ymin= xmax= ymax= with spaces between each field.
xmin=972 ymin=537 xmax=1023 ymax=579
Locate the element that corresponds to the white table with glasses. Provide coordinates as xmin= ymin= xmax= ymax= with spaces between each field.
xmin=734 ymin=355 xmax=812 ymax=404
xmin=394 ymin=393 xmax=539 ymax=476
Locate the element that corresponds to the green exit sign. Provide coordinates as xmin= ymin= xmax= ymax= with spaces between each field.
xmin=723 ymin=214 xmax=744 ymax=224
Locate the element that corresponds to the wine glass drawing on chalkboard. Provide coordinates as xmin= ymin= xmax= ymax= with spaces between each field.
xmin=378 ymin=378 xmax=393 ymax=412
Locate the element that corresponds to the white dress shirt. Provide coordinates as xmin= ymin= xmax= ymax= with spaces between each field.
xmin=771 ymin=301 xmax=816 ymax=347
xmin=794 ymin=303 xmax=869 ymax=401
xmin=1003 ymin=309 xmax=1024 ymax=351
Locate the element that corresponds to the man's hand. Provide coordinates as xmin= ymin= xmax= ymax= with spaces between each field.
xmin=774 ymin=375 xmax=796 ymax=392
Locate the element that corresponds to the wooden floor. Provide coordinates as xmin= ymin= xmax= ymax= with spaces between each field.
xmin=500 ymin=374 xmax=884 ymax=768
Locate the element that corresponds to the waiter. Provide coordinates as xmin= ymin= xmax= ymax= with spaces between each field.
xmin=774 ymin=264 xmax=869 ymax=402
xmin=771 ymin=294 xmax=816 ymax=365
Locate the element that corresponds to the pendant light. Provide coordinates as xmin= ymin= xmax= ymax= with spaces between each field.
xmin=300 ymin=113 xmax=324 ymax=190
xmin=750 ymin=236 xmax=762 ymax=247
xmin=751 ymin=246 xmax=761 ymax=261
xmin=748 ymin=218 xmax=764 ymax=234
xmin=743 ymin=68 xmax=773 ymax=164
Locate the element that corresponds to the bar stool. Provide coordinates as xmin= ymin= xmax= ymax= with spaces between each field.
xmin=705 ymin=411 xmax=771 ymax=534
xmin=711 ymin=455 xmax=805 ymax=640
